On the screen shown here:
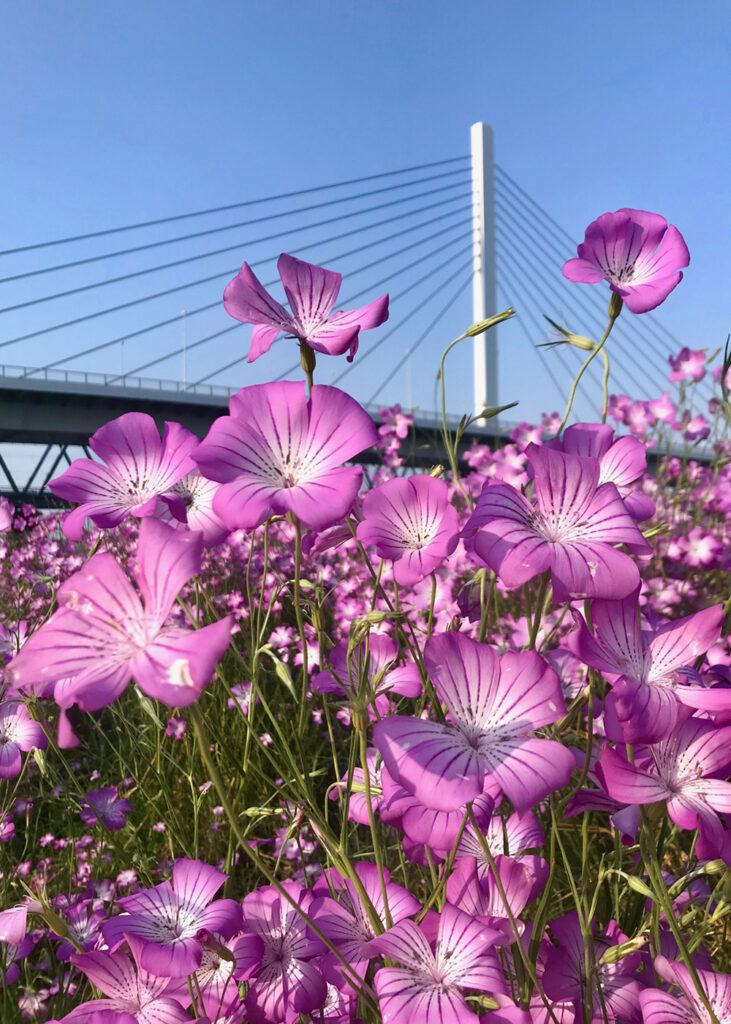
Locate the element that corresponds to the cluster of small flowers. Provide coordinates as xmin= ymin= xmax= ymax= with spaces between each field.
xmin=0 ymin=212 xmax=729 ymax=1023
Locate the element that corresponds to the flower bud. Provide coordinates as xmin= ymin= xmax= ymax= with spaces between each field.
xmin=608 ymin=292 xmax=624 ymax=319
xmin=600 ymin=935 xmax=647 ymax=964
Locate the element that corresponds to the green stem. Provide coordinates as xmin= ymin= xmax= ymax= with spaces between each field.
xmin=558 ymin=304 xmax=621 ymax=437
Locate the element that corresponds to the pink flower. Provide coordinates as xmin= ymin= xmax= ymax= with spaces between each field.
xmin=371 ymin=904 xmax=507 ymax=1024
xmin=647 ymin=391 xmax=677 ymax=425
xmin=374 ymin=632 xmax=574 ymax=813
xmin=194 ymin=381 xmax=377 ymax=533
xmin=562 ymin=208 xmax=689 ymax=313
xmin=668 ymin=346 xmax=706 ymax=382
xmin=639 ymin=956 xmax=731 ymax=1024
xmin=7 ymin=519 xmax=233 ymax=710
xmin=357 ymin=475 xmax=459 ymax=585
xmin=0 ymin=701 xmax=46 ymax=779
xmin=80 ymin=788 xmax=134 ymax=832
xmin=49 ymin=413 xmax=199 ymax=540
xmin=463 ymin=443 xmax=651 ymax=601
xmin=224 ymin=253 xmax=389 ymax=363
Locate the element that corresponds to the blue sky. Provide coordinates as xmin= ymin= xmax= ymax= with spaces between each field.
xmin=0 ymin=0 xmax=728 ymax=425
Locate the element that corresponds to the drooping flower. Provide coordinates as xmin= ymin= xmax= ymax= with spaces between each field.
xmin=224 ymin=252 xmax=389 ymax=363
xmin=102 ymin=859 xmax=243 ymax=978
xmin=80 ymin=788 xmax=135 ymax=832
xmin=49 ymin=413 xmax=199 ymax=540
xmin=0 ymin=701 xmax=46 ymax=779
xmin=357 ymin=475 xmax=459 ymax=585
xmin=463 ymin=443 xmax=651 ymax=602
xmin=370 ymin=903 xmax=507 ymax=1024
xmin=193 ymin=381 xmax=377 ymax=532
xmin=599 ymin=715 xmax=731 ymax=860
xmin=562 ymin=208 xmax=689 ymax=313
xmin=7 ymin=518 xmax=233 ymax=711
xmin=568 ymin=587 xmax=724 ymax=742
xmin=374 ymin=632 xmax=575 ymax=813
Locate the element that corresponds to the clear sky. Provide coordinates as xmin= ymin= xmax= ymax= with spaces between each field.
xmin=1 ymin=0 xmax=728 ymax=426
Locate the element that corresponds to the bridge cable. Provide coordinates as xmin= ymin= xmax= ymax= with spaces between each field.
xmin=0 ymin=155 xmax=470 ymax=256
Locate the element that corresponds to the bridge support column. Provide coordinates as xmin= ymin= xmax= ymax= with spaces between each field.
xmin=470 ymin=122 xmax=498 ymax=418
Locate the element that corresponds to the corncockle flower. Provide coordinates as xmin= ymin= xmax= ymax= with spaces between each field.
xmin=463 ymin=444 xmax=651 ymax=601
xmin=445 ymin=855 xmax=548 ymax=944
xmin=49 ymin=413 xmax=199 ymax=540
xmin=562 ymin=209 xmax=689 ymax=313
xmin=569 ymin=587 xmax=723 ymax=742
xmin=544 ymin=421 xmax=655 ymax=521
xmin=684 ymin=528 xmax=723 ymax=569
xmin=599 ymin=715 xmax=731 ymax=859
xmin=370 ymin=903 xmax=507 ymax=1024
xmin=682 ymin=414 xmax=711 ymax=442
xmin=607 ymin=393 xmax=631 ymax=423
xmin=374 ymin=632 xmax=575 ymax=813
xmin=357 ymin=475 xmax=459 ymax=585
xmin=542 ymin=914 xmax=644 ymax=1024
xmin=0 ymin=701 xmax=46 ymax=779
xmin=626 ymin=400 xmax=652 ymax=436
xmin=165 ymin=717 xmax=186 ymax=740
xmin=63 ymin=934 xmax=190 ymax=1022
xmin=80 ymin=788 xmax=134 ymax=832
xmin=102 ymin=859 xmax=242 ymax=978
xmin=639 ymin=956 xmax=731 ymax=1024
xmin=241 ymin=880 xmax=327 ymax=1024
xmin=7 ymin=518 xmax=233 ymax=711
xmin=0 ymin=811 xmax=15 ymax=842
xmin=380 ymin=774 xmax=494 ymax=854
xmin=224 ymin=252 xmax=388 ymax=363
xmin=193 ymin=382 xmax=377 ymax=532
xmin=330 ymin=749 xmax=383 ymax=826
xmin=668 ymin=347 xmax=707 ymax=383
xmin=155 ymin=469 xmax=229 ymax=548
xmin=0 ymin=497 xmax=13 ymax=532
xmin=647 ymin=391 xmax=677 ymax=426
xmin=454 ymin=810 xmax=545 ymax=865
xmin=311 ymin=862 xmax=420 ymax=972
xmin=53 ymin=899 xmax=106 ymax=960
xmin=312 ymin=633 xmax=421 ymax=706
xmin=193 ymin=932 xmax=264 ymax=1019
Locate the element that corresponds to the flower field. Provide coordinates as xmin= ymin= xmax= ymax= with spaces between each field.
xmin=0 ymin=209 xmax=729 ymax=1024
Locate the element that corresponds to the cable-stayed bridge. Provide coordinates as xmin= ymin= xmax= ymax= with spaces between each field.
xmin=0 ymin=125 xmax=709 ymax=504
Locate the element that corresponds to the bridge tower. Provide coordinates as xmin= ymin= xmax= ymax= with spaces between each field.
xmin=470 ymin=121 xmax=498 ymax=417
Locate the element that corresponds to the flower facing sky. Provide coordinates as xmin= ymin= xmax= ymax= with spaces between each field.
xmin=49 ymin=413 xmax=199 ymax=540
xmin=0 ymin=701 xmax=46 ymax=779
xmin=357 ymin=474 xmax=459 ymax=585
xmin=194 ymin=381 xmax=377 ymax=532
xmin=224 ymin=253 xmax=389 ymax=363
xmin=374 ymin=632 xmax=574 ymax=813
xmin=80 ymin=787 xmax=135 ymax=832
xmin=562 ymin=208 xmax=689 ymax=313
xmin=463 ymin=443 xmax=651 ymax=602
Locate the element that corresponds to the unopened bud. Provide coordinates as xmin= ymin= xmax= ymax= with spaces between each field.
xmin=446 ymin=615 xmax=462 ymax=633
xmin=464 ymin=308 xmax=515 ymax=336
xmin=626 ymin=875 xmax=654 ymax=899
xmin=600 ymin=936 xmax=647 ymax=964
xmin=566 ymin=332 xmax=595 ymax=352
xmin=608 ymin=292 xmax=624 ymax=319
xmin=300 ymin=342 xmax=317 ymax=377
xmin=429 ymin=464 xmax=445 ymax=478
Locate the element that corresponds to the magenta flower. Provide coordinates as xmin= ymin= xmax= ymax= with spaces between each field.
xmin=155 ymin=469 xmax=229 ymax=548
xmin=357 ymin=475 xmax=459 ymax=585
xmin=569 ymin=588 xmax=723 ymax=742
xmin=7 ymin=518 xmax=233 ymax=711
xmin=311 ymin=633 xmax=421 ymax=705
xmin=80 ymin=788 xmax=134 ymax=832
xmin=445 ymin=855 xmax=547 ymax=944
xmin=647 ymin=391 xmax=677 ymax=426
xmin=639 ymin=956 xmax=731 ymax=1024
xmin=542 ymin=914 xmax=644 ymax=1024
xmin=668 ymin=347 xmax=707 ymax=383
xmin=224 ymin=253 xmax=389 ymax=363
xmin=241 ymin=880 xmax=327 ymax=1024
xmin=370 ymin=903 xmax=507 ymax=1024
xmin=311 ymin=862 xmax=420 ymax=972
xmin=102 ymin=860 xmax=243 ymax=978
xmin=463 ymin=443 xmax=651 ymax=602
xmin=562 ymin=208 xmax=689 ymax=313
xmin=49 ymin=413 xmax=199 ymax=540
xmin=194 ymin=381 xmax=376 ymax=532
xmin=0 ymin=701 xmax=46 ymax=779
xmin=62 ymin=935 xmax=190 ymax=1022
xmin=545 ymin=421 xmax=655 ymax=521
xmin=599 ymin=716 xmax=731 ymax=859
xmin=374 ymin=632 xmax=575 ymax=813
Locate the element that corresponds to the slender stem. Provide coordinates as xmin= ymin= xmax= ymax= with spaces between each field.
xmin=291 ymin=515 xmax=310 ymax=735
xmin=558 ymin=305 xmax=621 ymax=437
